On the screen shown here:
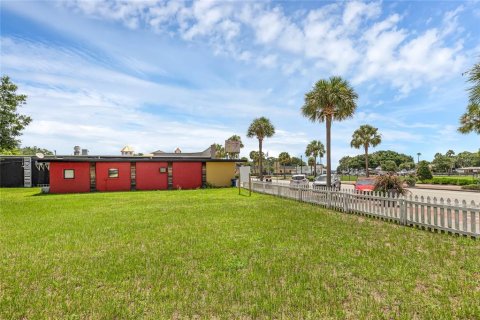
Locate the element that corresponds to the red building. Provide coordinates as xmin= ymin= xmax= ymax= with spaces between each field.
xmin=41 ymin=155 xmax=241 ymax=194
xmin=172 ymin=162 xmax=202 ymax=189
xmin=49 ymin=162 xmax=90 ymax=194
xmin=136 ymin=162 xmax=168 ymax=191
xmin=95 ymin=162 xmax=131 ymax=192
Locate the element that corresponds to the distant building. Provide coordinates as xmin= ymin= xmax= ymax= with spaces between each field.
xmin=457 ymin=167 xmax=480 ymax=174
xmin=121 ymin=146 xmax=134 ymax=156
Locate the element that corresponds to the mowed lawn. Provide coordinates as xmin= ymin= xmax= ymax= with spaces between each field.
xmin=1 ymin=188 xmax=479 ymax=319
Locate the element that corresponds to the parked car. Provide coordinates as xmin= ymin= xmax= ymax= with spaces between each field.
xmin=312 ymin=174 xmax=341 ymax=190
xmin=290 ymin=174 xmax=309 ymax=188
xmin=354 ymin=178 xmax=376 ymax=192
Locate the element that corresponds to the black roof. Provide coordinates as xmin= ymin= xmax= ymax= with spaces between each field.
xmin=31 ymin=155 xmax=244 ymax=163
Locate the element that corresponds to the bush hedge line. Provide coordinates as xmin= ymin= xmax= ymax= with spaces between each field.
xmin=420 ymin=177 xmax=478 ymax=186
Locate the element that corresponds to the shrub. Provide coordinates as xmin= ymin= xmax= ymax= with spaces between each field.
xmin=417 ymin=161 xmax=433 ymax=181
xmin=403 ymin=175 xmax=417 ymax=187
xmin=374 ymin=174 xmax=408 ymax=196
xmin=420 ymin=177 xmax=476 ymax=186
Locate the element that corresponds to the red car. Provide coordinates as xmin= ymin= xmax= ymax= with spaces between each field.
xmin=354 ymin=178 xmax=376 ymax=192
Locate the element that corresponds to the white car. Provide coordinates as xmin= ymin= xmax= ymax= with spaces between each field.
xmin=290 ymin=174 xmax=309 ymax=188
xmin=312 ymin=174 xmax=341 ymax=190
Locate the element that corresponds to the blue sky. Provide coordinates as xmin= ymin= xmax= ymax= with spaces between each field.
xmin=1 ymin=0 xmax=479 ymax=166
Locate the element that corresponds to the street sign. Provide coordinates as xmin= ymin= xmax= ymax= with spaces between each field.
xmin=225 ymin=139 xmax=241 ymax=153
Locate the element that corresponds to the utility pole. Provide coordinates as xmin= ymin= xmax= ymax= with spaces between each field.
xmin=300 ymin=155 xmax=303 ymax=174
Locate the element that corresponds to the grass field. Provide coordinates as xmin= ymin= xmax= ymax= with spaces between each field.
xmin=1 ymin=188 xmax=479 ymax=319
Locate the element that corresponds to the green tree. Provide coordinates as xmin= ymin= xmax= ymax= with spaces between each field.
xmin=226 ymin=134 xmax=244 ymax=159
xmin=247 ymin=117 xmax=275 ymax=180
xmin=278 ymin=152 xmax=291 ymax=179
xmin=399 ymin=162 xmax=415 ymax=170
xmin=301 ymin=76 xmax=358 ymax=186
xmin=249 ymin=150 xmax=260 ymax=174
xmin=214 ymin=143 xmax=226 ymax=159
xmin=459 ymin=61 xmax=480 ymax=134
xmin=417 ymin=160 xmax=433 ymax=181
xmin=350 ymin=124 xmax=382 ymax=177
xmin=458 ymin=103 xmax=480 ymax=134
xmin=456 ymin=151 xmax=480 ymax=167
xmin=432 ymin=152 xmax=451 ymax=173
xmin=305 ymin=140 xmax=325 ymax=177
xmin=381 ymin=160 xmax=397 ymax=173
xmin=290 ymin=156 xmax=305 ymax=167
xmin=467 ymin=61 xmax=480 ymax=105
xmin=20 ymin=146 xmax=54 ymax=155
xmin=0 ymin=76 xmax=32 ymax=150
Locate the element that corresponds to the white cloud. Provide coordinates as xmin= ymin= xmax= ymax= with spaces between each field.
xmin=60 ymin=0 xmax=469 ymax=93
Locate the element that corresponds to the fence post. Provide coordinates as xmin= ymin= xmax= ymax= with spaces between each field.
xmin=400 ymin=198 xmax=406 ymax=225
xmin=343 ymin=191 xmax=348 ymax=213
xmin=326 ymin=188 xmax=331 ymax=209
xmin=249 ymin=174 xmax=252 ymax=197
xmin=297 ymin=185 xmax=302 ymax=201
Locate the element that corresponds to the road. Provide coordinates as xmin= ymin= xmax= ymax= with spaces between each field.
xmin=254 ymin=178 xmax=479 ymax=204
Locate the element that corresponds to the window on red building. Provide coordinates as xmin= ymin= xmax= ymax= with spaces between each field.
xmin=108 ymin=168 xmax=119 ymax=178
xmin=64 ymin=169 xmax=75 ymax=179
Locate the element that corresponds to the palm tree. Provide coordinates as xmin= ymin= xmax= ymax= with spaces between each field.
xmin=467 ymin=61 xmax=480 ymax=105
xmin=459 ymin=60 xmax=480 ymax=135
xmin=305 ymin=140 xmax=325 ymax=177
xmin=226 ymin=134 xmax=244 ymax=159
xmin=458 ymin=103 xmax=480 ymax=134
xmin=350 ymin=125 xmax=382 ymax=177
xmin=308 ymin=156 xmax=315 ymax=175
xmin=214 ymin=143 xmax=226 ymax=158
xmin=417 ymin=152 xmax=422 ymax=164
xmin=247 ymin=117 xmax=275 ymax=180
xmin=301 ymin=76 xmax=358 ymax=186
xmin=278 ymin=152 xmax=291 ymax=179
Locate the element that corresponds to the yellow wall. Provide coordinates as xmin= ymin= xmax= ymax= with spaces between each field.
xmin=206 ymin=162 xmax=236 ymax=187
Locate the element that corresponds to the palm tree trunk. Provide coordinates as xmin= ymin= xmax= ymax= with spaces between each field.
xmin=313 ymin=155 xmax=317 ymax=177
xmin=365 ymin=145 xmax=369 ymax=177
xmin=259 ymin=139 xmax=263 ymax=181
xmin=283 ymin=164 xmax=286 ymax=179
xmin=326 ymin=116 xmax=332 ymax=187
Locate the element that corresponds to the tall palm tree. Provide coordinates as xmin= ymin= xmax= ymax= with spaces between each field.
xmin=350 ymin=125 xmax=382 ymax=177
xmin=278 ymin=152 xmax=291 ymax=179
xmin=305 ymin=140 xmax=325 ymax=177
xmin=459 ymin=61 xmax=480 ymax=135
xmin=301 ymin=76 xmax=358 ymax=186
xmin=467 ymin=61 xmax=480 ymax=105
xmin=458 ymin=103 xmax=480 ymax=134
xmin=247 ymin=117 xmax=275 ymax=180
xmin=417 ymin=152 xmax=422 ymax=164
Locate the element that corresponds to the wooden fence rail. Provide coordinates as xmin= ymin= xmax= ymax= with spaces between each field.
xmin=244 ymin=181 xmax=480 ymax=238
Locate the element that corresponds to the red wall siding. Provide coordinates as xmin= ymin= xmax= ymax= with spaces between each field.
xmin=172 ymin=162 xmax=202 ymax=189
xmin=50 ymin=162 xmax=90 ymax=194
xmin=136 ymin=162 xmax=168 ymax=190
xmin=95 ymin=162 xmax=131 ymax=192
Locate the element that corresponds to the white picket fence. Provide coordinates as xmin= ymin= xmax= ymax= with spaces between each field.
xmin=244 ymin=181 xmax=480 ymax=238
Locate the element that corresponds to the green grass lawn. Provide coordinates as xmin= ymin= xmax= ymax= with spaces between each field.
xmin=1 ymin=188 xmax=479 ymax=319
